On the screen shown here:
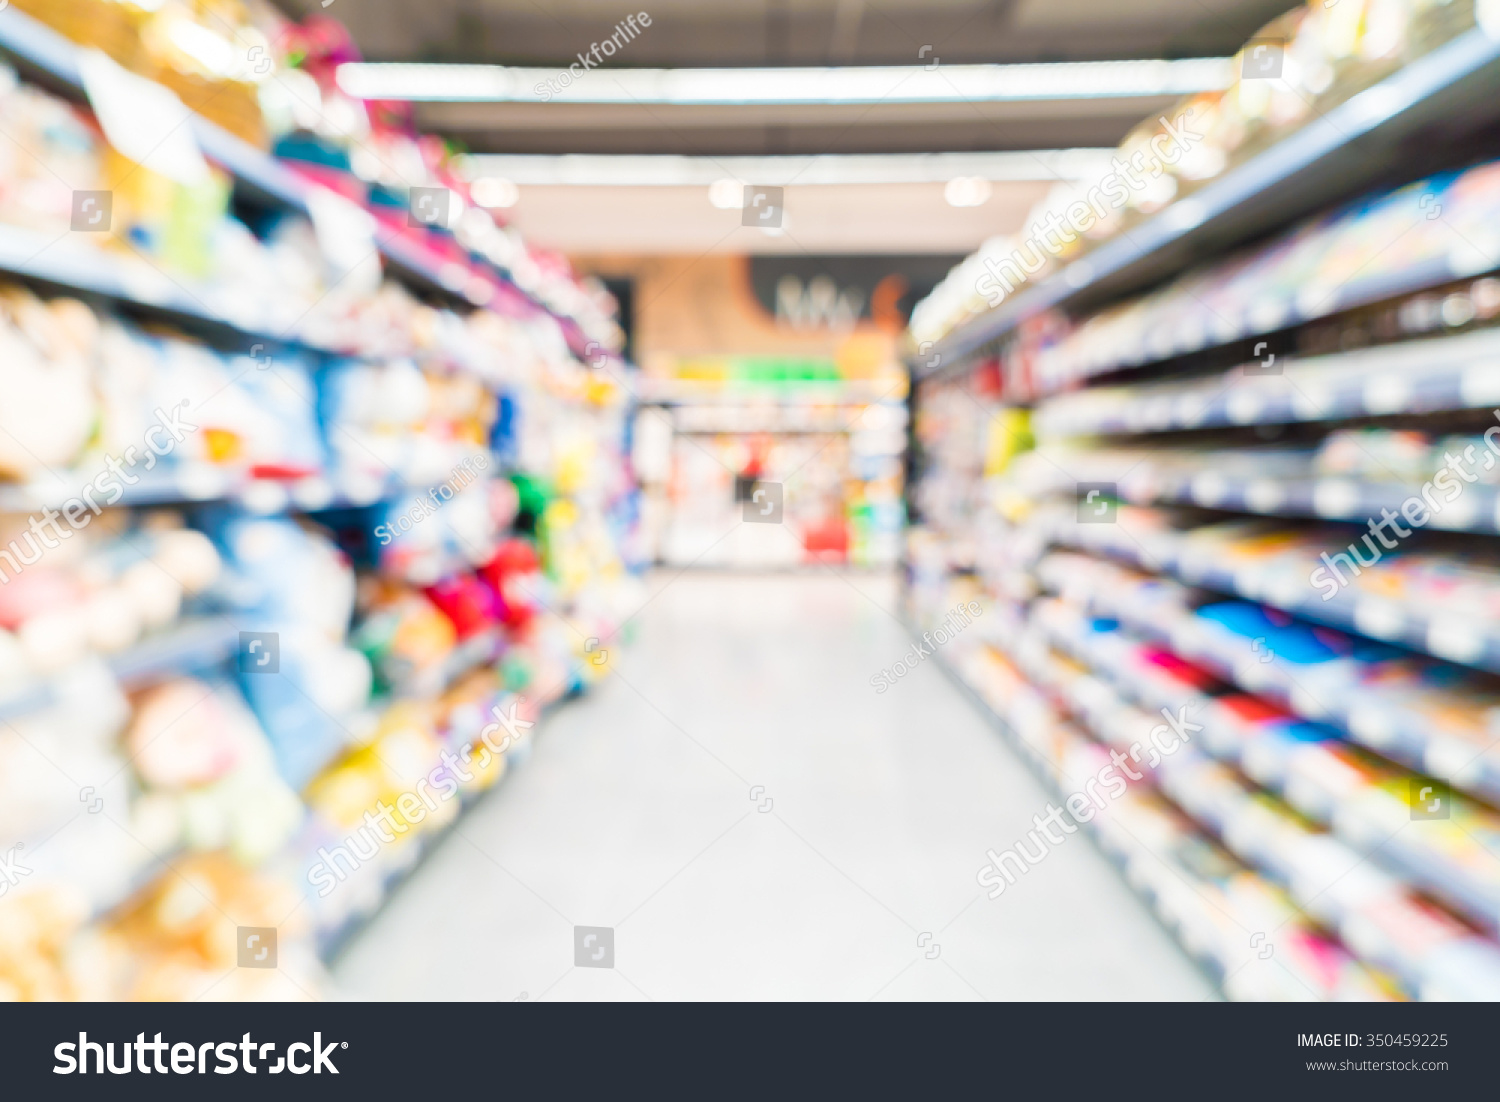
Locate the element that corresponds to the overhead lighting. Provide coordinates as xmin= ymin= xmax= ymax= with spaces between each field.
xmin=458 ymin=150 xmax=1117 ymax=188
xmin=707 ymin=179 xmax=743 ymax=209
xmin=470 ymin=176 xmax=519 ymax=208
xmin=943 ymin=177 xmax=992 ymax=207
xmin=337 ymin=57 xmax=1232 ymax=105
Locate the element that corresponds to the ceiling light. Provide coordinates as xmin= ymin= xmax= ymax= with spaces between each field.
xmin=708 ymin=179 xmax=744 ymax=208
xmin=337 ymin=57 xmax=1232 ymax=105
xmin=943 ymin=177 xmax=992 ymax=207
xmin=458 ymin=150 xmax=1116 ymax=188
xmin=470 ymin=176 xmax=519 ymax=208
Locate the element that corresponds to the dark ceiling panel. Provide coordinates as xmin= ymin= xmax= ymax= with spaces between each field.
xmin=416 ymin=103 xmax=1178 ymax=155
xmin=279 ymin=0 xmax=1295 ymax=67
xmin=275 ymin=0 xmax=1297 ymax=154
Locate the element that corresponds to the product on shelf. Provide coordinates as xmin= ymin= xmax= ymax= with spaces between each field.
xmin=1005 ymin=167 xmax=1500 ymax=401
xmin=939 ymin=628 xmax=1397 ymax=1000
xmin=907 ymin=0 xmax=1487 ymax=351
xmin=0 ymin=3 xmax=622 ymax=354
xmin=904 ymin=16 xmax=1500 ymax=990
xmin=1025 ymin=604 xmax=1500 ymax=999
xmin=0 ymin=57 xmax=350 ymax=328
xmin=0 ymin=0 xmax=644 ymax=1003
xmin=12 ymin=0 xmax=277 ymax=147
xmin=651 ymin=405 xmax=906 ymax=569
xmin=1034 ymin=549 xmax=1500 ymax=803
xmin=97 ymin=851 xmax=317 ymax=1001
xmin=0 ymin=648 xmax=320 ymax=999
xmin=1026 ymin=596 xmax=1500 ymax=942
xmin=0 ymin=515 xmax=221 ymax=673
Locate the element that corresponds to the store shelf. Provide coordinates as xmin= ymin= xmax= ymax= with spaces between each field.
xmin=1019 ymin=455 xmax=1500 ymax=535
xmin=1006 ymin=615 xmax=1500 ymax=998
xmin=0 ymin=223 xmax=338 ymax=352
xmin=903 ymin=2 xmax=1500 ymax=1006
xmin=1138 ymin=473 xmax=1500 ymax=534
xmin=312 ymin=788 xmax=472 ymax=961
xmin=640 ymin=379 xmax=903 ymax=405
xmin=0 ymin=7 xmax=312 ymax=211
xmin=312 ymin=695 xmax=568 ymax=961
xmin=0 ymin=3 xmax=642 ymax=1004
xmin=0 ymin=10 xmax=324 ymax=347
xmin=1020 ymin=603 xmax=1500 ymax=941
xmin=0 ymin=680 xmax=54 ymax=723
xmin=0 ymin=7 xmax=609 ymax=352
xmin=1034 ymin=551 xmax=1500 ymax=808
xmin=0 ymin=617 xmax=241 ymax=723
xmin=1042 ymin=507 xmax=1500 ymax=674
xmin=909 ymin=622 xmax=1227 ymax=994
xmin=916 ymin=611 xmax=1387 ymax=998
xmin=0 ymin=457 xmax=501 ymax=518
xmin=1032 ymin=327 xmax=1500 ymax=439
xmin=0 ymin=466 xmax=231 ymax=513
xmin=108 ymin=617 xmax=241 ymax=689
xmin=911 ymin=26 xmax=1500 ymax=379
xmin=0 ymin=6 xmax=84 ymax=97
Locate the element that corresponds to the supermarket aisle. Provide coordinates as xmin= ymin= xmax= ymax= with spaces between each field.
xmin=332 ymin=571 xmax=1211 ymax=1001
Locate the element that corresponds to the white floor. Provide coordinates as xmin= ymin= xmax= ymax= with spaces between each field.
xmin=332 ymin=570 xmax=1212 ymax=1001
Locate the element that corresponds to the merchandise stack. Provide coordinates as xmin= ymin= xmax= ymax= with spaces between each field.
xmin=903 ymin=0 xmax=1500 ymax=1000
xmin=0 ymin=3 xmax=641 ymax=1000
xmin=635 ymin=354 xmax=908 ymax=568
xmin=908 ymin=0 xmax=1494 ymax=352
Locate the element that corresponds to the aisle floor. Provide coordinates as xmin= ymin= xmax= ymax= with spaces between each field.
xmin=332 ymin=570 xmax=1213 ymax=1000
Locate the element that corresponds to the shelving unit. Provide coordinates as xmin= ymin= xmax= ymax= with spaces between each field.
xmin=913 ymin=627 xmax=1226 ymax=995
xmin=0 ymin=3 xmax=638 ymax=1003
xmin=0 ymin=6 xmax=613 ymax=363
xmin=0 ymin=223 xmax=336 ymax=351
xmin=1032 ymin=505 xmax=1500 ymax=671
xmin=904 ymin=5 xmax=1500 ymax=1002
xmin=998 ymin=610 xmax=1500 ymax=998
xmin=106 ymin=616 xmax=242 ymax=688
xmin=0 ymin=462 xmax=487 ymax=517
xmin=1028 ymin=603 xmax=1500 ymax=936
xmin=922 ymin=615 xmax=1398 ymax=999
xmin=1033 ymin=551 xmax=1500 ymax=805
xmin=1017 ymin=461 xmax=1500 ymax=535
xmin=311 ymin=694 xmax=568 ymax=961
xmin=0 ymin=617 xmax=241 ymax=721
xmin=909 ymin=24 xmax=1500 ymax=380
xmin=1028 ymin=327 xmax=1500 ymax=437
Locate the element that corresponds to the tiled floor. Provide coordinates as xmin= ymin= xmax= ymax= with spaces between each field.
xmin=332 ymin=570 xmax=1212 ymax=1000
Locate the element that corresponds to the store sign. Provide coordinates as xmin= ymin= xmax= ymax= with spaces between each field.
xmin=751 ymin=254 xmax=965 ymax=332
xmin=775 ymin=274 xmax=864 ymax=331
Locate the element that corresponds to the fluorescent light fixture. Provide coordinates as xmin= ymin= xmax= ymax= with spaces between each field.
xmin=707 ymin=179 xmax=743 ymax=208
xmin=337 ymin=57 xmax=1232 ymax=105
xmin=943 ymin=177 xmax=992 ymax=207
xmin=457 ymin=150 xmax=1117 ymax=188
xmin=470 ymin=176 xmax=520 ymax=207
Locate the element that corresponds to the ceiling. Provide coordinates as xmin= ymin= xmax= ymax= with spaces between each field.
xmin=490 ymin=180 xmax=1054 ymax=254
xmin=276 ymin=0 xmax=1295 ymax=257
xmin=282 ymin=0 xmax=1295 ymax=154
xmin=410 ymin=90 xmax=1196 ymax=156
